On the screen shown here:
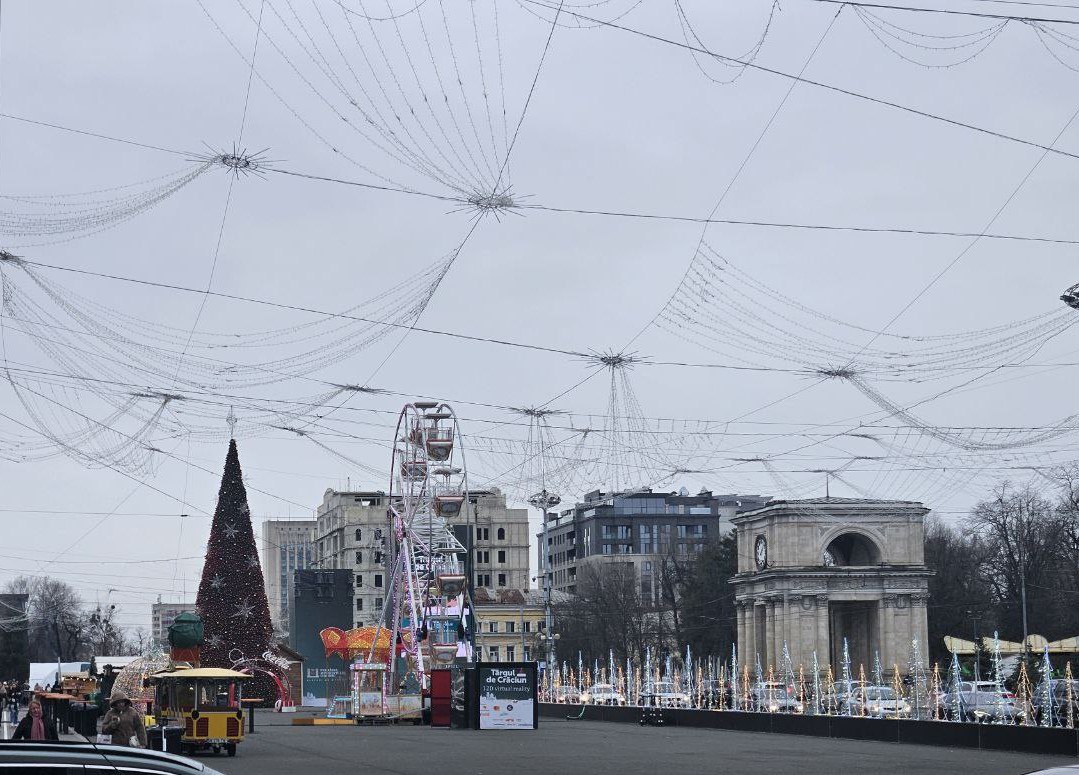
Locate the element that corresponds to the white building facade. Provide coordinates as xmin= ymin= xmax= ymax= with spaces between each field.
xmin=312 ymin=487 xmax=530 ymax=628
xmin=261 ymin=519 xmax=316 ymax=633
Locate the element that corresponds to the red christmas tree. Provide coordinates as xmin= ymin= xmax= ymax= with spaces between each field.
xmin=196 ymin=439 xmax=273 ymax=671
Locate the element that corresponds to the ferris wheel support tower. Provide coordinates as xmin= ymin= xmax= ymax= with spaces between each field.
xmin=374 ymin=401 xmax=474 ymax=692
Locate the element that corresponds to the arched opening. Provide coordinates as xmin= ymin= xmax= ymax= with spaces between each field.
xmin=822 ymin=532 xmax=881 ymax=566
xmin=496 ymin=528 xmax=505 ymax=541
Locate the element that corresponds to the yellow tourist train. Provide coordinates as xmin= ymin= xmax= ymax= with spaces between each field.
xmin=150 ymin=667 xmax=251 ymax=756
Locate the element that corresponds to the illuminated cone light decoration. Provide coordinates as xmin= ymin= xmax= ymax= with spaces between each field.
xmin=196 ymin=439 xmax=275 ymax=700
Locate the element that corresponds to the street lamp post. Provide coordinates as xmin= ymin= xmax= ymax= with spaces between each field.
xmin=529 ymin=489 xmax=561 ymax=683
xmin=967 ymin=609 xmax=981 ymax=684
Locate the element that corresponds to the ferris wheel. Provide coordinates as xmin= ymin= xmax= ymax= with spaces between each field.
xmin=379 ymin=401 xmax=473 ymax=691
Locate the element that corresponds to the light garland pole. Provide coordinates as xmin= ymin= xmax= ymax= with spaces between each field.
xmin=529 ymin=489 xmax=561 ymax=682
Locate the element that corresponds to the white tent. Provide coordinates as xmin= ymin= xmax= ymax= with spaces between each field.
xmin=28 ymin=662 xmax=88 ymax=688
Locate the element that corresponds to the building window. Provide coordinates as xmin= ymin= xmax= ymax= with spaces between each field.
xmin=354 ymin=528 xmax=362 ymax=541
xmin=355 ymin=574 xmax=362 ymax=586
xmin=506 ymin=621 xmax=515 ymax=634
xmin=601 ymin=544 xmax=613 ymax=555
xmin=374 ymin=574 xmax=383 ymax=588
xmin=524 ymin=620 xmax=532 ymax=633
xmin=374 ymin=551 xmax=384 ymax=565
xmin=488 ymin=621 xmax=498 ymax=634
xmin=356 ymin=599 xmax=363 ymax=611
xmin=476 ymin=573 xmax=491 ymax=587
xmin=524 ymin=646 xmax=531 ymax=661
xmin=489 ymin=647 xmax=499 ymax=662
xmin=476 ymin=527 xmax=489 ymax=541
xmin=497 ymin=527 xmax=505 ymax=540
xmin=355 ymin=551 xmax=362 ymax=564
xmin=477 ymin=550 xmax=489 ymax=564
xmin=506 ymin=646 xmax=515 ymax=661
xmin=497 ymin=573 xmax=506 ymax=587
xmin=497 ymin=550 xmax=506 ymax=564
xmin=375 ymin=598 xmax=383 ymax=610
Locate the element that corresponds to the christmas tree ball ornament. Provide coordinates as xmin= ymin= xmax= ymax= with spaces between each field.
xmin=196 ymin=439 xmax=281 ymax=707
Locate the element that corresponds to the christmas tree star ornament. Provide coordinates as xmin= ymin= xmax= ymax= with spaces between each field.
xmin=232 ymin=599 xmax=256 ymax=620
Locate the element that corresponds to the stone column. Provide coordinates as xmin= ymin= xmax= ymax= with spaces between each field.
xmin=912 ymin=592 xmax=930 ymax=659
xmin=880 ymin=594 xmax=896 ymax=671
xmin=766 ymin=599 xmax=778 ymax=671
xmin=736 ymin=601 xmax=747 ymax=662
xmin=814 ymin=594 xmax=829 ymax=667
xmin=750 ymin=600 xmax=759 ymax=669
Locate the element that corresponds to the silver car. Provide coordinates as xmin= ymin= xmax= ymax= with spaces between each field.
xmin=941 ymin=688 xmax=1025 ymax=723
xmin=646 ymin=680 xmax=691 ymax=708
xmin=750 ymin=682 xmax=803 ymax=714
xmin=580 ymin=683 xmax=627 ymax=706
xmin=852 ymin=685 xmax=911 ymax=718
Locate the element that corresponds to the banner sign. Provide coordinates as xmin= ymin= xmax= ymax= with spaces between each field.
xmin=477 ymin=663 xmax=537 ymax=730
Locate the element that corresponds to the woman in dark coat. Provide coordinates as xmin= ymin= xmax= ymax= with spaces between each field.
xmin=12 ymin=700 xmax=58 ymax=741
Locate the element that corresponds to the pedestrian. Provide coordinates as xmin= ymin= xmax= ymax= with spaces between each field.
xmin=100 ymin=690 xmax=146 ymax=748
xmin=11 ymin=700 xmax=58 ymax=741
xmin=6 ymin=685 xmax=19 ymax=724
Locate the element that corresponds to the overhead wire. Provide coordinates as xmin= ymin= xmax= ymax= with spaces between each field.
xmin=519 ymin=0 xmax=1079 ymax=161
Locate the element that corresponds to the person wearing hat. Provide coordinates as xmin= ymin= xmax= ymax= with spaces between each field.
xmin=100 ymin=690 xmax=147 ymax=748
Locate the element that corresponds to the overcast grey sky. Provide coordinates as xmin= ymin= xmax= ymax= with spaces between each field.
xmin=1 ymin=0 xmax=1077 ymax=634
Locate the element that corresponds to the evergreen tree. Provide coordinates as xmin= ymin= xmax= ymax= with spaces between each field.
xmin=196 ymin=440 xmax=273 ymax=670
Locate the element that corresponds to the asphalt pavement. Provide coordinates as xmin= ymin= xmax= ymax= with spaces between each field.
xmin=208 ymin=712 xmax=1075 ymax=775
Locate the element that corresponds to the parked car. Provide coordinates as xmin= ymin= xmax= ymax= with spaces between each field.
xmin=940 ymin=688 xmax=1025 ymax=723
xmin=823 ymin=680 xmax=865 ymax=714
xmin=547 ymin=685 xmax=582 ymax=704
xmin=852 ymin=685 xmax=911 ymax=718
xmin=1033 ymin=679 xmax=1079 ymax=725
xmin=0 ymin=742 xmax=226 ymax=775
xmin=580 ymin=683 xmax=627 ymax=706
xmin=644 ymin=680 xmax=691 ymax=708
xmin=750 ymin=682 xmax=803 ymax=714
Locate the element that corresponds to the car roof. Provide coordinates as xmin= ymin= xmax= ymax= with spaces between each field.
xmin=0 ymin=742 xmax=207 ymax=774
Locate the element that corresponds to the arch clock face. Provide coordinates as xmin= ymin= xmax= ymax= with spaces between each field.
xmin=754 ymin=535 xmax=768 ymax=570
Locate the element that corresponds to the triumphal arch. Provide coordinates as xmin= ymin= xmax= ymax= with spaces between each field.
xmin=731 ymin=498 xmax=931 ymax=673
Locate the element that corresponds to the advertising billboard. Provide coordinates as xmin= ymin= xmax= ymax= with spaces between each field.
xmin=477 ymin=663 xmax=538 ymax=730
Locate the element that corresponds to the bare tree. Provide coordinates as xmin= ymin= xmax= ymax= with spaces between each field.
xmin=969 ymin=483 xmax=1068 ymax=642
xmin=3 ymin=576 xmax=90 ymax=661
xmin=555 ymin=561 xmax=649 ymax=664
xmin=923 ymin=518 xmax=994 ymax=663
